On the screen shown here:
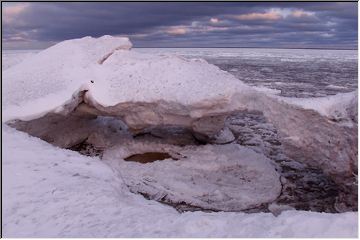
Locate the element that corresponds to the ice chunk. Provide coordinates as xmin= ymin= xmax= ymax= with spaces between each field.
xmin=278 ymin=91 xmax=357 ymax=124
xmin=103 ymin=142 xmax=281 ymax=211
xmin=3 ymin=35 xmax=132 ymax=121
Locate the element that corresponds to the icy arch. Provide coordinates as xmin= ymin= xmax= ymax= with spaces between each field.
xmin=3 ymin=35 xmax=357 ymax=205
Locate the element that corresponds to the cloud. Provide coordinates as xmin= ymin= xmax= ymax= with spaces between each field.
xmin=2 ymin=2 xmax=357 ymax=49
xmin=166 ymin=26 xmax=187 ymax=35
xmin=210 ymin=18 xmax=219 ymax=23
xmin=233 ymin=8 xmax=315 ymax=21
xmin=291 ymin=10 xmax=314 ymax=18
xmin=234 ymin=9 xmax=282 ymax=21
xmin=2 ymin=3 xmax=29 ymax=24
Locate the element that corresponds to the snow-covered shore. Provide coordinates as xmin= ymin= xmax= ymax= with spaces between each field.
xmin=2 ymin=126 xmax=357 ymax=237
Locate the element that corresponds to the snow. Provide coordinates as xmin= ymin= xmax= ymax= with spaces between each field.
xmin=279 ymin=91 xmax=357 ymax=122
xmin=2 ymin=50 xmax=39 ymax=70
xmin=3 ymin=36 xmax=132 ymax=122
xmin=2 ymin=36 xmax=250 ymax=122
xmin=2 ymin=125 xmax=358 ymax=237
xmin=3 ymin=35 xmax=356 ymax=124
xmin=251 ymin=85 xmax=281 ymax=95
xmin=90 ymin=50 xmax=248 ymax=106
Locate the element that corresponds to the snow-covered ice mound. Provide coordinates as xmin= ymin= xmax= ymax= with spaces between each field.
xmin=3 ymin=35 xmax=357 ymax=208
xmin=3 ymin=35 xmax=132 ymax=121
xmin=279 ymin=91 xmax=358 ymax=125
xmin=103 ymin=142 xmax=281 ymax=212
xmin=2 ymin=35 xmax=251 ymax=123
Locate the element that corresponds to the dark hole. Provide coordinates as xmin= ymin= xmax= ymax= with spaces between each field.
xmin=124 ymin=152 xmax=175 ymax=164
xmin=69 ymin=140 xmax=103 ymax=158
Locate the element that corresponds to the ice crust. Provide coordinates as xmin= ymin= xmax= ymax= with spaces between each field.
xmin=279 ymin=91 xmax=358 ymax=123
xmin=103 ymin=142 xmax=281 ymax=211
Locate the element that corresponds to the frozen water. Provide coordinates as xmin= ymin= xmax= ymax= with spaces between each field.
xmin=103 ymin=142 xmax=282 ymax=212
xmin=135 ymin=48 xmax=357 ymax=98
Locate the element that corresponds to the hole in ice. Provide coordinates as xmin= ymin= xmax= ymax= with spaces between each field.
xmin=124 ymin=152 xmax=177 ymax=163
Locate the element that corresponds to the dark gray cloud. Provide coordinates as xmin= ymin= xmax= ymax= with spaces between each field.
xmin=2 ymin=2 xmax=357 ymax=49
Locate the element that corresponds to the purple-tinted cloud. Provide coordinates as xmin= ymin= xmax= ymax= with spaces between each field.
xmin=1 ymin=2 xmax=357 ymax=49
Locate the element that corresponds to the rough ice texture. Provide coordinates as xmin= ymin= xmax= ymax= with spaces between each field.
xmin=2 ymin=50 xmax=39 ymax=71
xmin=3 ymin=35 xmax=132 ymax=121
xmin=103 ymin=142 xmax=281 ymax=211
xmin=3 ymin=35 xmax=357 ymax=201
xmin=2 ymin=126 xmax=358 ymax=237
xmin=91 ymin=50 xmax=249 ymax=106
xmin=2 ymin=35 xmax=250 ymax=122
xmin=280 ymin=91 xmax=358 ymax=124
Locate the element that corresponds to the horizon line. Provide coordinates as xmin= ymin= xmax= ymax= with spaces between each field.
xmin=134 ymin=46 xmax=358 ymax=50
xmin=3 ymin=46 xmax=358 ymax=51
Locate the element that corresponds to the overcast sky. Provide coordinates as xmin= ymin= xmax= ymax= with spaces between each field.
xmin=2 ymin=2 xmax=358 ymax=49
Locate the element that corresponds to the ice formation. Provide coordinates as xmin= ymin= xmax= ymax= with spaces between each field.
xmin=3 ymin=35 xmax=132 ymax=121
xmin=103 ymin=142 xmax=281 ymax=212
xmin=3 ymin=35 xmax=358 ymax=210
xmin=2 ymin=126 xmax=357 ymax=237
xmin=279 ymin=91 xmax=358 ymax=124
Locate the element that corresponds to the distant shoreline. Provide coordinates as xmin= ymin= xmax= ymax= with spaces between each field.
xmin=134 ymin=47 xmax=358 ymax=51
xmin=3 ymin=47 xmax=357 ymax=51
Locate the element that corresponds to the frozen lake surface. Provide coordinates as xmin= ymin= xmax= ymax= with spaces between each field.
xmin=135 ymin=48 xmax=358 ymax=97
